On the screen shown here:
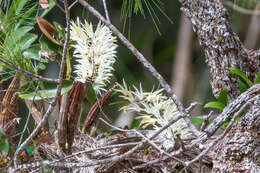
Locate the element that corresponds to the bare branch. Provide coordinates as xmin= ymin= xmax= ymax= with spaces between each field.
xmin=194 ymin=84 xmax=260 ymax=144
xmin=224 ymin=1 xmax=260 ymax=15
xmin=61 ymin=142 xmax=138 ymax=159
xmin=0 ymin=58 xmax=59 ymax=83
xmin=183 ymin=102 xmax=201 ymax=136
xmin=69 ymin=0 xmax=78 ymax=10
xmin=54 ymin=0 xmax=65 ymax=13
xmin=102 ymin=0 xmax=111 ymax=23
xmin=99 ymin=118 xmax=185 ymax=165
xmin=17 ymin=81 xmax=41 ymax=147
xmin=133 ymin=158 xmax=162 ymax=169
xmin=185 ymin=102 xmax=200 ymax=113
xmin=200 ymin=111 xmax=214 ymax=132
xmin=185 ymin=98 xmax=253 ymax=167
xmin=16 ymin=112 xmax=188 ymax=170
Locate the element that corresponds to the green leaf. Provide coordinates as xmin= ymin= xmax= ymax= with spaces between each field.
xmin=217 ymin=89 xmax=228 ymax=106
xmin=16 ymin=0 xmax=29 ymax=14
xmin=102 ymin=132 xmax=111 ymax=137
xmin=190 ymin=117 xmax=205 ymax=125
xmin=134 ymin=0 xmax=144 ymax=15
xmin=102 ymin=130 xmax=119 ymax=137
xmin=108 ymin=100 xmax=128 ymax=106
xmin=0 ymin=71 xmax=15 ymax=83
xmin=0 ymin=128 xmax=7 ymax=144
xmin=19 ymin=80 xmax=73 ymax=100
xmin=38 ymin=63 xmax=46 ymax=70
xmin=86 ymin=86 xmax=97 ymax=104
xmin=15 ymin=26 xmax=34 ymax=40
xmin=0 ymin=144 xmax=9 ymax=156
xmin=16 ymin=0 xmax=55 ymax=27
xmin=120 ymin=0 xmax=172 ymax=36
xmin=53 ymin=22 xmax=65 ymax=41
xmin=255 ymin=72 xmax=260 ymax=84
xmin=130 ymin=119 xmax=141 ymax=129
xmin=23 ymin=44 xmax=48 ymax=63
xmin=39 ymin=34 xmax=61 ymax=54
xmin=20 ymin=33 xmax=37 ymax=51
xmin=204 ymin=101 xmax=225 ymax=112
xmin=4 ymin=26 xmax=33 ymax=50
xmin=0 ymin=128 xmax=9 ymax=155
xmin=238 ymin=80 xmax=248 ymax=94
xmin=229 ymin=67 xmax=253 ymax=87
xmin=18 ymin=81 xmax=38 ymax=94
xmin=17 ymin=4 xmax=38 ymax=28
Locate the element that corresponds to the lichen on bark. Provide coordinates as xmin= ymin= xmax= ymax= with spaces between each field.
xmin=179 ymin=0 xmax=258 ymax=99
xmin=178 ymin=0 xmax=260 ymax=172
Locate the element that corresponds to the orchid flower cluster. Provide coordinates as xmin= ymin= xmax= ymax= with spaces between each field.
xmin=70 ymin=18 xmax=117 ymax=93
xmin=117 ymin=80 xmax=192 ymax=139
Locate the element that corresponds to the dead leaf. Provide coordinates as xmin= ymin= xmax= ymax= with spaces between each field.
xmin=0 ymin=74 xmax=20 ymax=128
xmin=36 ymin=16 xmax=63 ymax=46
xmin=67 ymin=82 xmax=90 ymax=152
xmin=82 ymin=85 xmax=116 ymax=134
xmin=57 ymin=81 xmax=90 ymax=153
xmin=0 ymin=74 xmax=20 ymax=155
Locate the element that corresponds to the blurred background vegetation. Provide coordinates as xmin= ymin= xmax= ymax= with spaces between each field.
xmin=1 ymin=0 xmax=260 ymax=132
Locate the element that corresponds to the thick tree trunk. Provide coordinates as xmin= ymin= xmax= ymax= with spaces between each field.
xmin=178 ymin=0 xmax=259 ymax=99
xmin=178 ymin=0 xmax=260 ymax=172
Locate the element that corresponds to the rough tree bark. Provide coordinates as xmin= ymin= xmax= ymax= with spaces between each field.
xmin=178 ymin=0 xmax=260 ymax=172
xmin=213 ymin=96 xmax=260 ymax=172
xmin=179 ymin=0 xmax=259 ymax=99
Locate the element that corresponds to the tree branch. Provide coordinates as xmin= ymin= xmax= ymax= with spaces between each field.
xmin=0 ymin=58 xmax=59 ymax=83
xmin=194 ymin=84 xmax=260 ymax=144
xmin=185 ymin=99 xmax=253 ymax=167
xmin=102 ymin=0 xmax=111 ymax=23
xmin=179 ymin=0 xmax=258 ymax=99
xmin=99 ymin=118 xmax=185 ymax=165
xmin=224 ymin=1 xmax=260 ymax=15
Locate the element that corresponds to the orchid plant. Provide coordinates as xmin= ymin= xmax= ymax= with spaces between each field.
xmin=116 ymin=80 xmax=192 ymax=139
xmin=70 ymin=18 xmax=118 ymax=94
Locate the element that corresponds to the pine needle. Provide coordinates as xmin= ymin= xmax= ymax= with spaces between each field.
xmin=120 ymin=0 xmax=173 ymax=36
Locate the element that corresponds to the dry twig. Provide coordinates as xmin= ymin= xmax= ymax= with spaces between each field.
xmin=224 ymin=1 xmax=260 ymax=15
xmin=102 ymin=0 xmax=111 ymax=23
xmin=0 ymin=58 xmax=58 ymax=83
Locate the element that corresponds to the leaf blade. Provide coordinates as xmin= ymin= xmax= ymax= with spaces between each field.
xmin=229 ymin=67 xmax=253 ymax=87
xmin=204 ymin=101 xmax=225 ymax=112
